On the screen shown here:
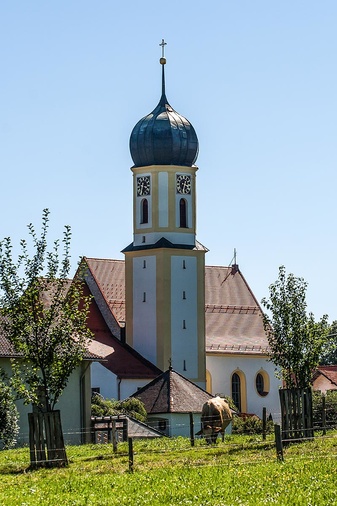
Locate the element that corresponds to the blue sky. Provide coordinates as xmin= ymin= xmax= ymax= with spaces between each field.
xmin=1 ymin=1 xmax=336 ymax=320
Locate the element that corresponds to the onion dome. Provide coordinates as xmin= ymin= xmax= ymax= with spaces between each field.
xmin=130 ymin=55 xmax=199 ymax=168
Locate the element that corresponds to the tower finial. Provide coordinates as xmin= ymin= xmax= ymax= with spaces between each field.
xmin=159 ymin=38 xmax=167 ymax=64
xmin=159 ymin=39 xmax=167 ymax=100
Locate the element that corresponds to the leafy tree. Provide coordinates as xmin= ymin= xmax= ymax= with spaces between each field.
xmin=320 ymin=320 xmax=337 ymax=365
xmin=261 ymin=265 xmax=329 ymax=389
xmin=0 ymin=373 xmax=19 ymax=449
xmin=0 ymin=210 xmax=92 ymax=458
xmin=91 ymin=394 xmax=147 ymax=422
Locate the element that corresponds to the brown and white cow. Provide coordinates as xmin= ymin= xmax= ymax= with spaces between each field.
xmin=196 ymin=396 xmax=233 ymax=444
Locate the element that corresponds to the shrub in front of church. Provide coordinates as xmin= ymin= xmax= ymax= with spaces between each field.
xmin=232 ymin=414 xmax=273 ymax=435
xmin=91 ymin=394 xmax=147 ymax=422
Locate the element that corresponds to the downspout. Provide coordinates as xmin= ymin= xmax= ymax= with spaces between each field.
xmin=117 ymin=377 xmax=122 ymax=400
xmin=80 ymin=362 xmax=91 ymax=444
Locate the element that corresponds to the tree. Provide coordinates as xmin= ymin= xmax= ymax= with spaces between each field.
xmin=261 ymin=265 xmax=329 ymax=389
xmin=0 ymin=373 xmax=19 ymax=449
xmin=320 ymin=320 xmax=337 ymax=365
xmin=0 ymin=209 xmax=92 ymax=464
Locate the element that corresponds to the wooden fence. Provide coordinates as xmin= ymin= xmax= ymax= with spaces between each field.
xmin=28 ymin=410 xmax=68 ymax=468
xmin=279 ymin=388 xmax=314 ymax=441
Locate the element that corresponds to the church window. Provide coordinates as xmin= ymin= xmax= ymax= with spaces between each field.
xmin=182 ymin=291 xmax=186 ymax=300
xmin=255 ymin=371 xmax=269 ymax=397
xmin=256 ymin=373 xmax=264 ymax=395
xmin=183 ymin=319 xmax=186 ymax=329
xmin=232 ymin=373 xmax=241 ymax=412
xmin=143 ymin=292 xmax=146 ymax=302
xmin=183 ymin=360 xmax=187 ymax=371
xmin=141 ymin=198 xmax=148 ymax=224
xmin=143 ymin=260 xmax=146 ymax=268
xmin=183 ymin=260 xmax=186 ymax=269
xmin=179 ymin=198 xmax=187 ymax=228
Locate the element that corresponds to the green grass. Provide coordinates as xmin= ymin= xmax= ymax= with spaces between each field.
xmin=1 ymin=433 xmax=337 ymax=505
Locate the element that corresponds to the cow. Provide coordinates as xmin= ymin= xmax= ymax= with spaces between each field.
xmin=196 ymin=396 xmax=233 ymax=444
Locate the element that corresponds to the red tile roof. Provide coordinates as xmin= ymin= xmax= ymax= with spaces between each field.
xmin=314 ymin=366 xmax=337 ymax=388
xmin=205 ymin=265 xmax=269 ymax=354
xmin=84 ymin=258 xmax=126 ymax=324
xmin=84 ymin=258 xmax=269 ymax=356
xmin=88 ymin=331 xmax=162 ymax=379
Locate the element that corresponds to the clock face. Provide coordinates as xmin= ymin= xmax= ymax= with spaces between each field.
xmin=137 ymin=176 xmax=151 ymax=196
xmin=176 ymin=174 xmax=191 ymax=194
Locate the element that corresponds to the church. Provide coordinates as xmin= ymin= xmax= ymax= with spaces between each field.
xmin=83 ymin=45 xmax=281 ymax=429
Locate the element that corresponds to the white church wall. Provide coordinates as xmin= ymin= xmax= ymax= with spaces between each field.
xmin=171 ymin=255 xmax=198 ymax=378
xmin=132 ymin=255 xmax=157 ymax=364
xmin=91 ymin=362 xmax=153 ymax=401
xmin=206 ymin=354 xmax=281 ymax=421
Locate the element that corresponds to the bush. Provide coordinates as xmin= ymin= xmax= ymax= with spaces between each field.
xmin=313 ymin=390 xmax=337 ymax=428
xmin=91 ymin=394 xmax=147 ymax=422
xmin=232 ymin=415 xmax=274 ymax=435
xmin=0 ymin=378 xmax=19 ymax=449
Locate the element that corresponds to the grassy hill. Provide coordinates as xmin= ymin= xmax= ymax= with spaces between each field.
xmin=1 ymin=433 xmax=337 ymax=505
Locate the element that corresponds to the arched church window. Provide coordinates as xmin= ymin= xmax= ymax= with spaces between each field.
xmin=179 ymin=198 xmax=187 ymax=228
xmin=141 ymin=198 xmax=148 ymax=224
xmin=256 ymin=373 xmax=264 ymax=395
xmin=232 ymin=372 xmax=241 ymax=412
xmin=255 ymin=371 xmax=269 ymax=397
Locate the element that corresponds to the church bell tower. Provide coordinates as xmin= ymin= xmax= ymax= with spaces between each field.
xmin=123 ymin=42 xmax=206 ymax=387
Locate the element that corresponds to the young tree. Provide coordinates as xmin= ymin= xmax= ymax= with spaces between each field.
xmin=261 ymin=265 xmax=329 ymax=389
xmin=0 ymin=209 xmax=92 ymax=463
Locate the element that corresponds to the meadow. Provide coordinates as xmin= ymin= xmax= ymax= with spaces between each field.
xmin=1 ymin=433 xmax=337 ymax=505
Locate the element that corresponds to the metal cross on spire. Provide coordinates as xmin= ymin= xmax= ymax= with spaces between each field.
xmin=159 ymin=39 xmax=167 ymax=59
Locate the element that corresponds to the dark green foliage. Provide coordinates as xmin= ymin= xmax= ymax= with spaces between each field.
xmin=0 ymin=373 xmax=19 ymax=449
xmin=91 ymin=394 xmax=147 ymax=422
xmin=0 ymin=209 xmax=92 ymax=412
xmin=320 ymin=320 xmax=337 ymax=365
xmin=262 ymin=265 xmax=330 ymax=388
xmin=232 ymin=415 xmax=273 ymax=435
xmin=313 ymin=390 xmax=337 ymax=427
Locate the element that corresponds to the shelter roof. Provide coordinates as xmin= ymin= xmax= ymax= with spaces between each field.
xmin=131 ymin=368 xmax=212 ymax=414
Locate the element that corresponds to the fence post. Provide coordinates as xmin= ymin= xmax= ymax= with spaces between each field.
xmin=274 ymin=424 xmax=284 ymax=462
xmin=262 ymin=407 xmax=267 ymax=440
xmin=322 ymin=395 xmax=326 ymax=436
xmin=112 ymin=420 xmax=118 ymax=453
xmin=128 ymin=437 xmax=134 ymax=473
xmin=122 ymin=418 xmax=128 ymax=442
xmin=189 ymin=412 xmax=195 ymax=447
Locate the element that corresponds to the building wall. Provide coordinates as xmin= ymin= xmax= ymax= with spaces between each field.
xmin=0 ymin=358 xmax=92 ymax=446
xmin=313 ymin=374 xmax=337 ymax=394
xmin=206 ymin=354 xmax=281 ymax=421
xmin=91 ymin=362 xmax=154 ymax=400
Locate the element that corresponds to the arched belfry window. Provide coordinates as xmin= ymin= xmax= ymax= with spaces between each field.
xmin=141 ymin=198 xmax=148 ymax=224
xmin=179 ymin=198 xmax=187 ymax=228
xmin=232 ymin=372 xmax=241 ymax=412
